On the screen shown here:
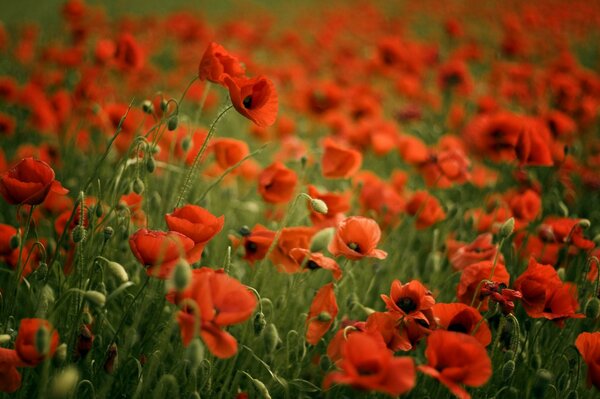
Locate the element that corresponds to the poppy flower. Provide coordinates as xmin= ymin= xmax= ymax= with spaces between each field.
xmin=418 ymin=330 xmax=492 ymax=399
xmin=306 ymin=185 xmax=350 ymax=228
xmin=456 ymin=261 xmax=510 ymax=311
xmin=0 ymin=157 xmax=56 ymax=206
xmin=507 ymin=189 xmax=541 ymax=228
xmin=541 ymin=217 xmax=595 ymax=250
xmin=167 ymin=268 xmax=256 ymax=358
xmin=381 ymin=280 xmax=435 ymax=321
xmin=306 ymin=283 xmax=338 ymax=345
xmin=447 ymin=233 xmax=501 ymax=271
xmin=129 ymin=229 xmax=195 ymax=279
xmin=328 ymin=216 xmax=387 ymax=260
xmin=289 ymin=248 xmax=342 ymax=280
xmin=257 ymin=162 xmax=297 ymax=204
xmin=0 ymin=348 xmax=22 ymax=392
xmin=575 ymin=332 xmax=600 ymax=390
xmin=211 ymin=138 xmax=249 ymax=170
xmin=198 ymin=42 xmax=246 ymax=85
xmin=323 ymin=330 xmax=416 ymax=396
xmin=114 ymin=33 xmax=144 ymax=71
xmin=234 ymin=224 xmax=276 ymax=265
xmin=405 ymin=191 xmax=446 ymax=229
xmin=0 ymin=224 xmax=18 ymax=257
xmin=15 ymin=319 xmax=60 ymax=366
xmin=225 ymin=75 xmax=278 ymax=127
xmin=432 ymin=303 xmax=491 ymax=346
xmin=268 ymin=226 xmax=316 ymax=273
xmin=165 ymin=205 xmax=224 ymax=264
xmin=320 ymin=137 xmax=363 ymax=179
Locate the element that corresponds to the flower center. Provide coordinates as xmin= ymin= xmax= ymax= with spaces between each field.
xmin=448 ymin=323 xmax=469 ymax=334
xmin=347 ymin=242 xmax=361 ymax=253
xmin=246 ymin=242 xmax=258 ymax=253
xmin=243 ymin=95 xmax=253 ymax=109
xmin=306 ymin=260 xmax=319 ymax=270
xmin=396 ymin=297 xmax=417 ymax=313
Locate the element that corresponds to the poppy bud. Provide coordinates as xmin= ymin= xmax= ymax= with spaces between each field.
xmin=310 ymin=199 xmax=328 ymax=215
xmin=186 ymin=338 xmax=205 ymax=368
xmin=132 ymin=177 xmax=145 ymax=195
xmin=181 ymin=136 xmax=191 ymax=152
xmin=249 ymin=376 xmax=271 ymax=399
xmin=585 ymin=297 xmax=600 ymax=319
xmin=104 ymin=343 xmax=118 ymax=374
xmin=254 ymin=312 xmax=266 ymax=335
xmin=71 ymin=225 xmax=86 ymax=243
xmin=168 ymin=115 xmax=178 ymax=131
xmin=55 ymin=343 xmax=67 ymax=363
xmin=50 ymin=366 xmax=79 ymax=398
xmin=103 ymin=227 xmax=114 ymax=241
xmin=170 ymin=259 xmax=191 ymax=292
xmin=145 ymin=157 xmax=156 ymax=174
xmin=36 ymin=262 xmax=48 ymax=280
xmin=9 ymin=234 xmax=20 ymax=250
xmin=502 ymin=360 xmax=515 ymax=380
xmin=532 ymin=369 xmax=553 ymax=397
xmin=239 ymin=225 xmax=251 ymax=237
xmin=106 ymin=260 xmax=128 ymax=283
xmin=0 ymin=334 xmax=10 ymax=344
xmin=82 ymin=310 xmax=93 ymax=325
xmin=309 ymin=227 xmax=334 ymax=252
xmin=150 ymin=191 xmax=161 ymax=211
xmin=141 ymin=100 xmax=153 ymax=114
xmin=263 ymin=323 xmax=280 ymax=354
xmin=578 ymin=219 xmax=591 ymax=229
xmin=557 ymin=268 xmax=566 ymax=281
xmin=500 ymin=217 xmax=515 ymax=238
xmin=95 ymin=204 xmax=103 ymax=218
xmin=84 ymin=291 xmax=106 ymax=307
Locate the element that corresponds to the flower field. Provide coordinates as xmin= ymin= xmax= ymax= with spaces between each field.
xmin=1 ymin=0 xmax=600 ymax=397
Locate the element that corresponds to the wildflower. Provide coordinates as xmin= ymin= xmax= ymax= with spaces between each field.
xmin=320 ymin=137 xmax=362 ymax=179
xmin=575 ymin=332 xmax=600 ymax=390
xmin=225 ymin=75 xmax=278 ymax=127
xmin=432 ymin=303 xmax=491 ymax=346
xmin=129 ymin=229 xmax=195 ymax=279
xmin=198 ymin=42 xmax=245 ymax=85
xmin=456 ymin=261 xmax=510 ymax=311
xmin=257 ymin=162 xmax=297 ymax=204
xmin=0 ymin=158 xmax=56 ymax=205
xmin=405 ymin=191 xmax=446 ymax=229
xmin=306 ymin=283 xmax=338 ymax=345
xmin=418 ymin=330 xmax=492 ymax=399
xmin=328 ymin=216 xmax=387 ymax=260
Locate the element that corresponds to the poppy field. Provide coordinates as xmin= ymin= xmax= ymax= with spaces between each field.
xmin=2 ymin=0 xmax=600 ymax=397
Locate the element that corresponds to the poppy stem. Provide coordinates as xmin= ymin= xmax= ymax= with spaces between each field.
xmin=174 ymin=104 xmax=233 ymax=208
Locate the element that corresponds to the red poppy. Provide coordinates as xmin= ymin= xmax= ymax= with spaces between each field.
xmin=432 ymin=303 xmax=491 ymax=347
xmin=328 ymin=216 xmax=387 ymax=260
xmin=306 ymin=283 xmax=338 ymax=345
xmin=456 ymin=261 xmax=510 ymax=311
xmin=306 ymin=185 xmax=350 ymax=228
xmin=447 ymin=233 xmax=501 ymax=271
xmin=257 ymin=162 xmax=297 ymax=204
xmin=129 ymin=229 xmax=195 ymax=279
xmin=289 ymin=248 xmax=342 ymax=280
xmin=198 ymin=42 xmax=246 ymax=85
xmin=575 ymin=332 xmax=600 ymax=390
xmin=233 ymin=224 xmax=276 ymax=265
xmin=381 ymin=280 xmax=435 ymax=321
xmin=541 ymin=217 xmax=595 ymax=251
xmin=405 ymin=191 xmax=446 ymax=229
xmin=268 ymin=226 xmax=316 ymax=273
xmin=167 ymin=268 xmax=256 ymax=358
xmin=323 ymin=330 xmax=415 ymax=396
xmin=114 ymin=33 xmax=144 ymax=71
xmin=0 ymin=348 xmax=22 ymax=392
xmin=225 ymin=75 xmax=278 ymax=127
xmin=165 ymin=205 xmax=224 ymax=264
xmin=211 ymin=138 xmax=249 ymax=170
xmin=0 ymin=224 xmax=17 ymax=257
xmin=119 ymin=192 xmax=146 ymax=227
xmin=15 ymin=319 xmax=60 ymax=366
xmin=0 ymin=157 xmax=56 ymax=206
xmin=507 ymin=189 xmax=541 ymax=229
xmin=418 ymin=330 xmax=492 ymax=399
xmin=320 ymin=137 xmax=363 ymax=179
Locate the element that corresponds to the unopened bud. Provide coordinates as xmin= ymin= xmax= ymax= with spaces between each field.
xmin=500 ymin=217 xmax=515 ymax=238
xmin=55 ymin=343 xmax=67 ymax=363
xmin=557 ymin=268 xmax=566 ymax=281
xmin=103 ymin=227 xmax=114 ymax=241
xmin=84 ymin=291 xmax=106 ymax=307
xmin=95 ymin=204 xmax=103 ymax=218
xmin=146 ymin=157 xmax=156 ymax=173
xmin=310 ymin=199 xmax=328 ymax=215
xmin=263 ymin=323 xmax=280 ymax=354
xmin=249 ymin=377 xmax=271 ymax=399
xmin=50 ymin=366 xmax=79 ymax=398
xmin=585 ymin=297 xmax=600 ymax=319
xmin=578 ymin=219 xmax=591 ymax=229
xmin=132 ymin=177 xmax=145 ymax=195
xmin=167 ymin=115 xmax=178 ymax=131
xmin=533 ymin=369 xmax=553 ymax=397
xmin=186 ymin=338 xmax=205 ymax=368
xmin=239 ymin=225 xmax=251 ymax=237
xmin=71 ymin=226 xmax=86 ymax=243
xmin=502 ymin=360 xmax=515 ymax=380
xmin=106 ymin=261 xmax=129 ymax=283
xmin=181 ymin=137 xmax=191 ymax=152
xmin=141 ymin=100 xmax=154 ymax=114
xmin=0 ymin=334 xmax=11 ymax=344
xmin=171 ymin=260 xmax=191 ymax=292
xmin=254 ymin=312 xmax=267 ymax=335
xmin=310 ymin=227 xmax=335 ymax=253
xmin=9 ymin=234 xmax=20 ymax=250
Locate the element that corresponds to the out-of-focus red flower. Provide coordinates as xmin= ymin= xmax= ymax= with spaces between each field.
xmin=405 ymin=191 xmax=446 ymax=229
xmin=321 ymin=137 xmax=362 ymax=179
xmin=0 ymin=224 xmax=18 ymax=257
xmin=268 ymin=226 xmax=316 ymax=273
xmin=576 ymin=332 xmax=600 ymax=390
xmin=432 ymin=303 xmax=491 ymax=346
xmin=541 ymin=217 xmax=595 ymax=251
xmin=211 ymin=137 xmax=249 ymax=170
xmin=165 ymin=205 xmax=224 ymax=264
xmin=257 ymin=162 xmax=297 ymax=204
xmin=447 ymin=233 xmax=501 ymax=271
xmin=0 ymin=158 xmax=56 ymax=206
xmin=198 ymin=42 xmax=246 ymax=85
xmin=328 ymin=216 xmax=387 ymax=260
xmin=323 ymin=331 xmax=415 ymax=396
xmin=15 ymin=319 xmax=59 ymax=366
xmin=114 ymin=33 xmax=144 ymax=71
xmin=289 ymin=248 xmax=342 ymax=280
xmin=306 ymin=283 xmax=338 ymax=345
xmin=457 ymin=260 xmax=510 ymax=311
xmin=418 ymin=330 xmax=492 ymax=399
xmin=307 ymin=185 xmax=350 ymax=228
xmin=232 ymin=224 xmax=276 ymax=265
xmin=129 ymin=229 xmax=195 ymax=279
xmin=225 ymin=75 xmax=278 ymax=127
